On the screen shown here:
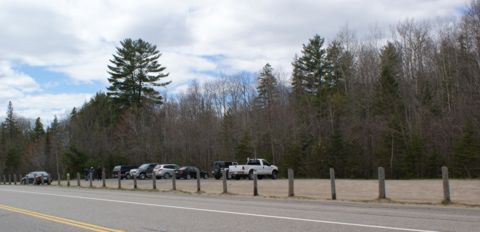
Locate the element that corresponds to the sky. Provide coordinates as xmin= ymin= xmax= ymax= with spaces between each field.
xmin=0 ymin=0 xmax=466 ymax=124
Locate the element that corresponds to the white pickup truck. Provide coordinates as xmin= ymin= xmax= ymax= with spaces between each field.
xmin=228 ymin=158 xmax=278 ymax=180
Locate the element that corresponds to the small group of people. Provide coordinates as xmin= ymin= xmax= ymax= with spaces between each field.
xmin=83 ymin=167 xmax=102 ymax=181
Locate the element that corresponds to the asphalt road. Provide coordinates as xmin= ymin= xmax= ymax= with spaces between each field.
xmin=0 ymin=185 xmax=479 ymax=232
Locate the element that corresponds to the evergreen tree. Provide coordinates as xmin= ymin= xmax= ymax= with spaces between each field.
xmin=255 ymin=63 xmax=279 ymax=163
xmin=325 ymin=40 xmax=353 ymax=94
xmin=234 ymin=131 xmax=253 ymax=162
xmin=32 ymin=117 xmax=45 ymax=141
xmin=256 ymin=63 xmax=278 ymax=109
xmin=2 ymin=102 xmax=22 ymax=172
xmin=374 ymin=42 xmax=406 ymax=177
xmin=4 ymin=101 xmax=18 ymax=139
xmin=292 ymin=34 xmax=327 ymax=96
xmin=374 ymin=42 xmax=403 ymax=115
xmin=453 ymin=122 xmax=480 ymax=178
xmin=107 ymin=38 xmax=170 ymax=108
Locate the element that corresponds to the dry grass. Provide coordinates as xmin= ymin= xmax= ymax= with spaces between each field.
xmin=53 ymin=178 xmax=480 ymax=206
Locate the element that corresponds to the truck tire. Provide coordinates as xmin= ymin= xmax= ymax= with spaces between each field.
xmin=248 ymin=170 xmax=254 ymax=180
xmin=271 ymin=170 xmax=278 ymax=180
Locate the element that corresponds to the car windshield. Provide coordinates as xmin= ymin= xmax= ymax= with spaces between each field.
xmin=113 ymin=166 xmax=120 ymax=171
xmin=138 ymin=164 xmax=149 ymax=169
xmin=179 ymin=167 xmax=187 ymax=170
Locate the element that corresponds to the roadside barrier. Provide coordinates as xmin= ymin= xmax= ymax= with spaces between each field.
xmin=3 ymin=166 xmax=455 ymax=205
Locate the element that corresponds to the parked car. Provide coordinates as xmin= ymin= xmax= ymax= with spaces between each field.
xmin=21 ymin=171 xmax=51 ymax=185
xmin=229 ymin=158 xmax=278 ymax=180
xmin=212 ymin=161 xmax=237 ymax=180
xmin=128 ymin=168 xmax=138 ymax=179
xmin=112 ymin=165 xmax=137 ymax=179
xmin=134 ymin=163 xmax=158 ymax=179
xmin=153 ymin=164 xmax=179 ymax=179
xmin=175 ymin=166 xmax=209 ymax=179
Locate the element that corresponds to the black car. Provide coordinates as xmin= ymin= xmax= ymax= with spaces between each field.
xmin=212 ymin=161 xmax=237 ymax=180
xmin=112 ymin=165 xmax=137 ymax=179
xmin=21 ymin=171 xmax=51 ymax=185
xmin=175 ymin=166 xmax=209 ymax=179
xmin=135 ymin=163 xmax=158 ymax=179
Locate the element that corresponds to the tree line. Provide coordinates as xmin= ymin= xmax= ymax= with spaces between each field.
xmin=1 ymin=1 xmax=479 ymax=179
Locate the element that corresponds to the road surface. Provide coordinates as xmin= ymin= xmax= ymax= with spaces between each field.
xmin=0 ymin=185 xmax=478 ymax=232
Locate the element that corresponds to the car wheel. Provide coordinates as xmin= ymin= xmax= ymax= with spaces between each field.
xmin=248 ymin=170 xmax=254 ymax=180
xmin=164 ymin=173 xmax=171 ymax=179
xmin=271 ymin=170 xmax=278 ymax=180
xmin=126 ymin=173 xmax=131 ymax=179
xmin=186 ymin=174 xmax=191 ymax=180
xmin=203 ymin=174 xmax=208 ymax=179
xmin=140 ymin=173 xmax=146 ymax=180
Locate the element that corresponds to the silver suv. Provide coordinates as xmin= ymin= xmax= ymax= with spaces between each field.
xmin=153 ymin=164 xmax=179 ymax=179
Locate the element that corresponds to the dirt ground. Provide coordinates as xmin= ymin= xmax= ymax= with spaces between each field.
xmin=52 ymin=178 xmax=480 ymax=206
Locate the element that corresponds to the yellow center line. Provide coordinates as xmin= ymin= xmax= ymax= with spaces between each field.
xmin=0 ymin=204 xmax=125 ymax=232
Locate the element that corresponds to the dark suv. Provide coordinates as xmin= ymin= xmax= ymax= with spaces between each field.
xmin=135 ymin=163 xmax=158 ymax=179
xmin=112 ymin=165 xmax=137 ymax=179
xmin=212 ymin=161 xmax=236 ymax=179
xmin=21 ymin=171 xmax=51 ymax=185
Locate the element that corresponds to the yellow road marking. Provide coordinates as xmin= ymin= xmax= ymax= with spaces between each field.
xmin=0 ymin=204 xmax=124 ymax=232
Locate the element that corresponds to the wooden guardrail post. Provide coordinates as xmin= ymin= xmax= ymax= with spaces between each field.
xmin=152 ymin=172 xmax=157 ymax=190
xmin=3 ymin=174 xmax=6 ymax=184
xmin=67 ymin=173 xmax=70 ymax=187
xmin=118 ymin=171 xmax=121 ymax=189
xmin=102 ymin=168 xmax=106 ymax=188
xmin=288 ymin=168 xmax=294 ymax=197
xmin=89 ymin=172 xmax=93 ymax=188
xmin=378 ymin=167 xmax=386 ymax=199
xmin=222 ymin=169 xmax=227 ymax=194
xmin=76 ymin=172 xmax=80 ymax=187
xmin=253 ymin=172 xmax=258 ymax=196
xmin=172 ymin=170 xmax=176 ymax=191
xmin=13 ymin=174 xmax=17 ymax=185
xmin=330 ymin=168 xmax=336 ymax=200
xmin=57 ymin=173 xmax=61 ymax=186
xmin=133 ymin=173 xmax=137 ymax=189
xmin=40 ymin=174 xmax=44 ymax=185
xmin=196 ymin=168 xmax=201 ymax=193
xmin=8 ymin=174 xmax=11 ymax=185
xmin=442 ymin=166 xmax=451 ymax=204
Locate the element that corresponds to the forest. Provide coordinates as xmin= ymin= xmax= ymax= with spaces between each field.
xmin=1 ymin=1 xmax=479 ymax=179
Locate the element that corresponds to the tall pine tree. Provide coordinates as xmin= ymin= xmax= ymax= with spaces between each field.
xmin=292 ymin=34 xmax=327 ymax=96
xmin=107 ymin=38 xmax=170 ymax=109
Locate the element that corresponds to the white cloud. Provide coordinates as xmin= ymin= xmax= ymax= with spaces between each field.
xmin=13 ymin=93 xmax=93 ymax=122
xmin=0 ymin=61 xmax=92 ymax=122
xmin=0 ymin=62 xmax=40 ymax=94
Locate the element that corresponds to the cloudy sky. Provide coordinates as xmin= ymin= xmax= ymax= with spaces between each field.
xmin=0 ymin=0 xmax=465 ymax=123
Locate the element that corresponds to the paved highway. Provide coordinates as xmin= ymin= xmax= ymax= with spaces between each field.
xmin=0 ymin=185 xmax=479 ymax=232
